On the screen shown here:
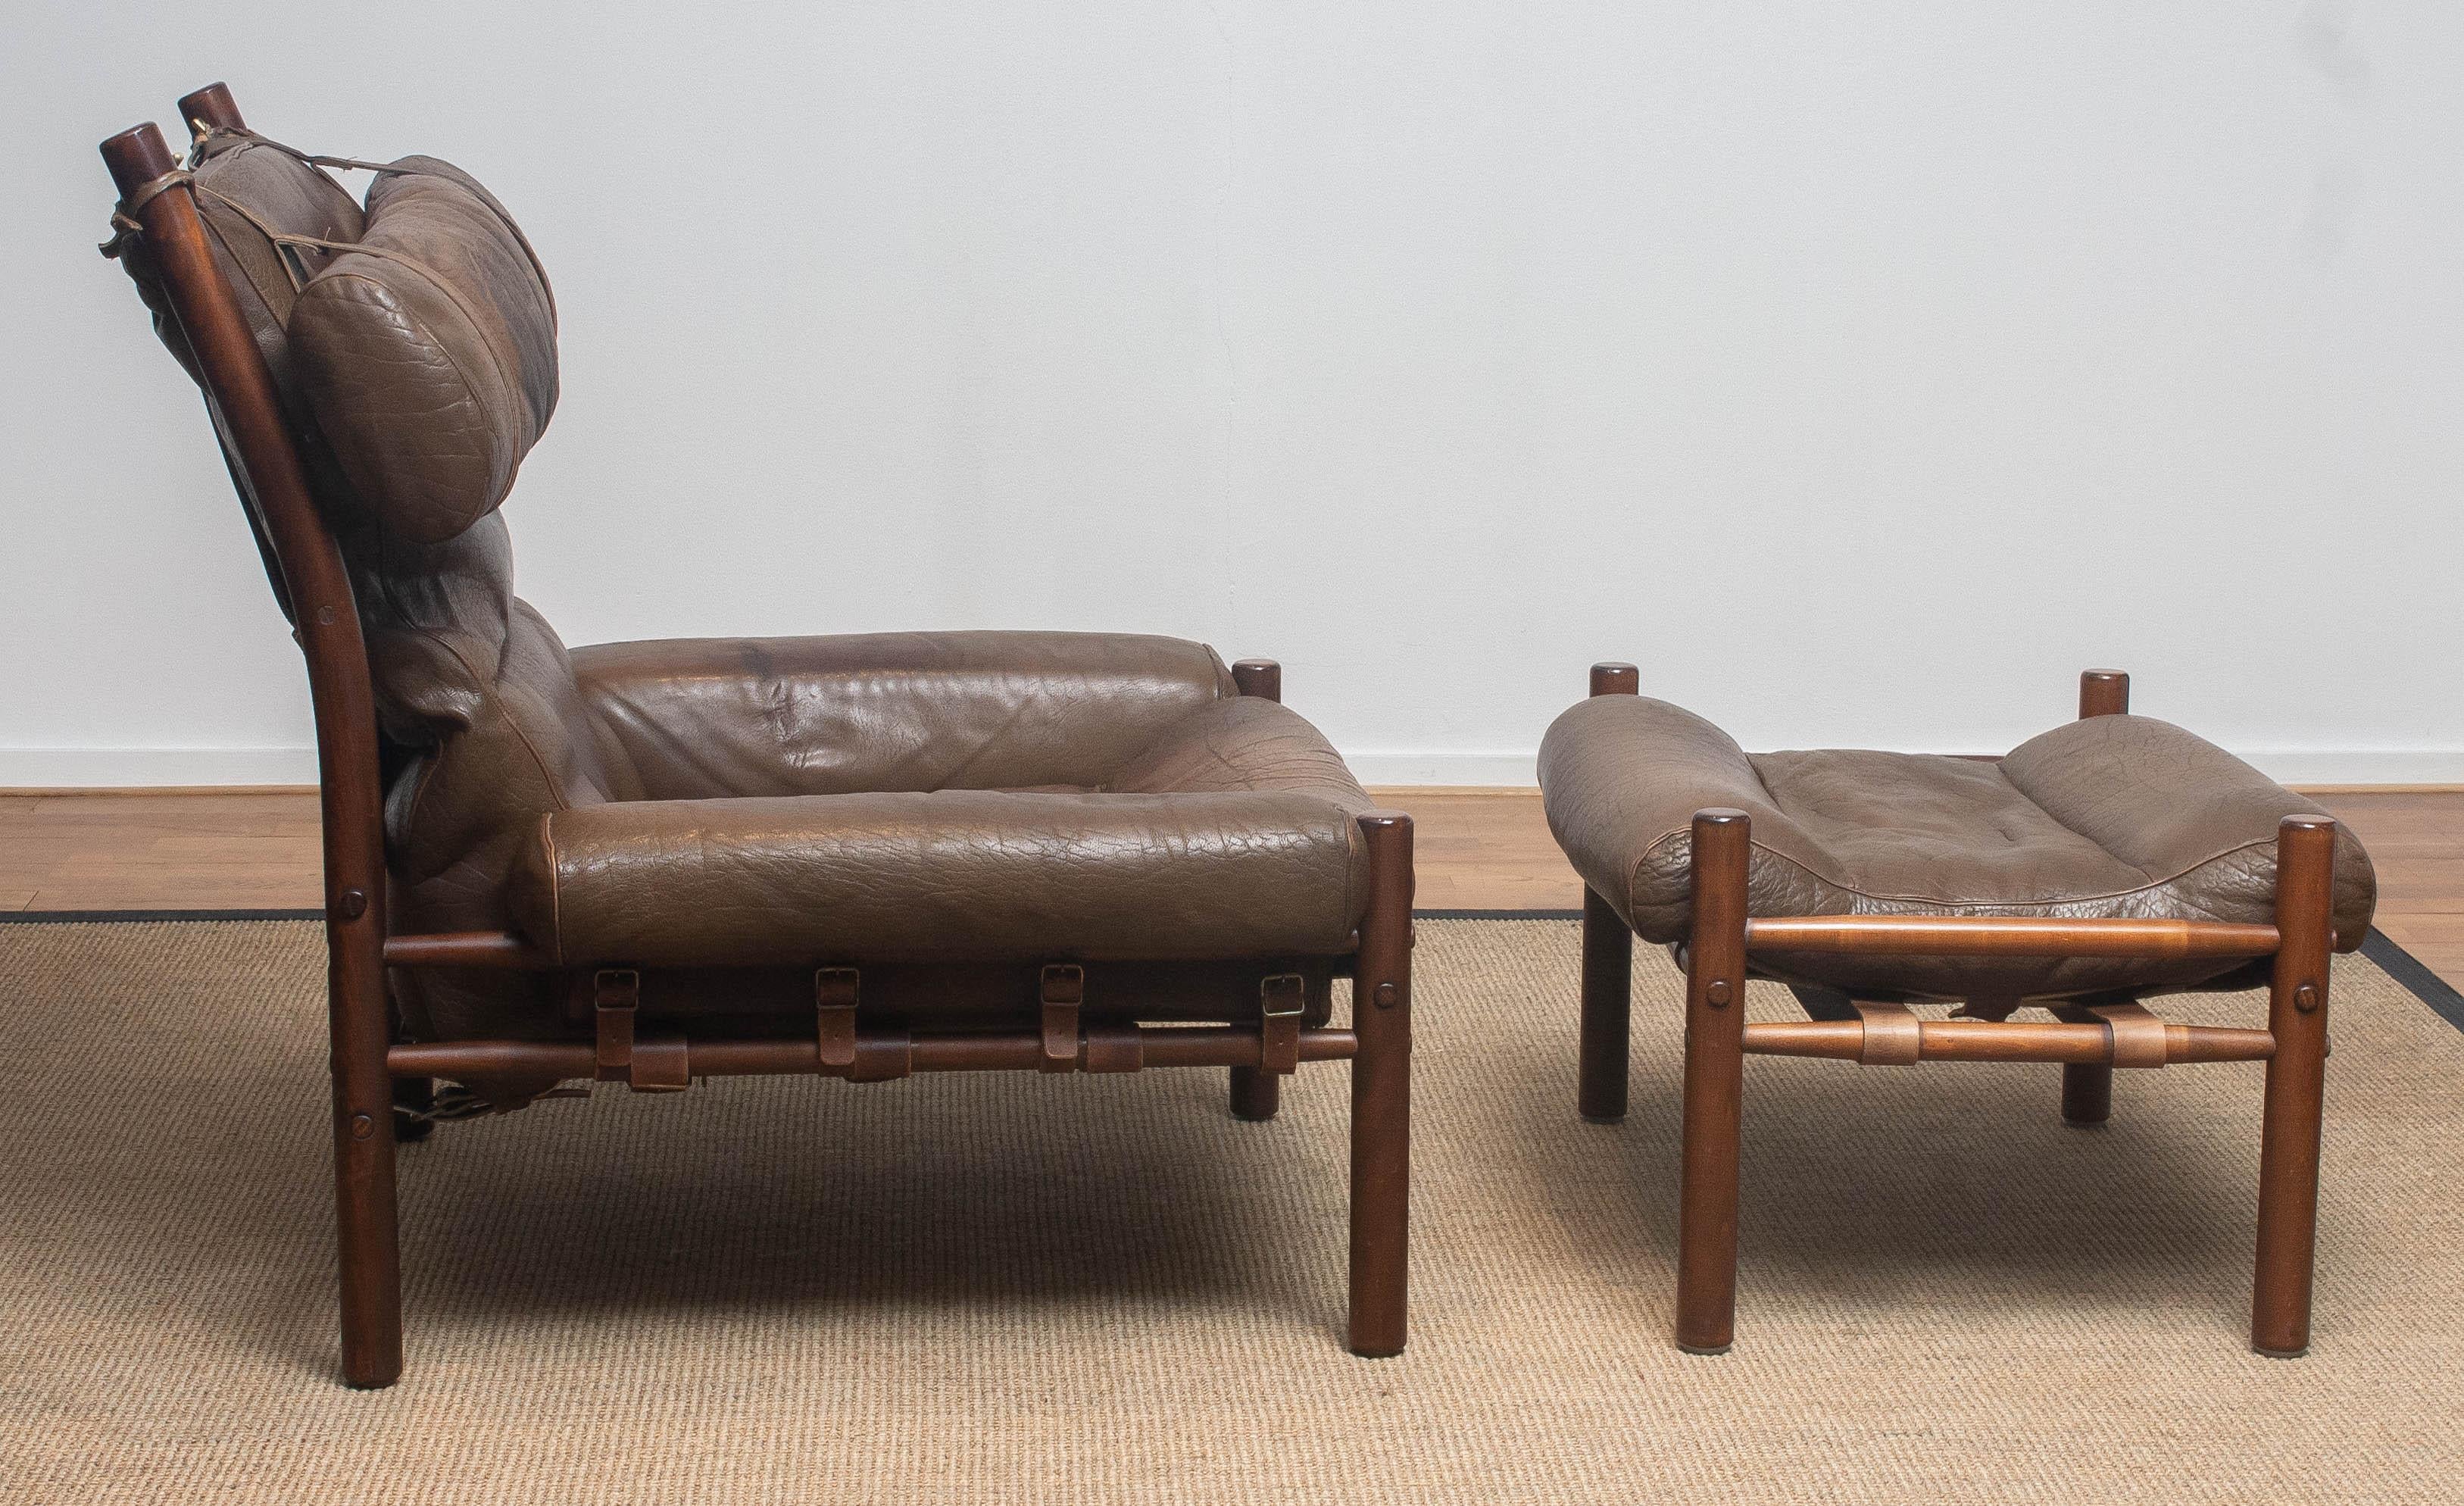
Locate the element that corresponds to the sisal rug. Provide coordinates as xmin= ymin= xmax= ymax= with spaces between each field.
xmin=3 ymin=916 xmax=2462 ymax=1504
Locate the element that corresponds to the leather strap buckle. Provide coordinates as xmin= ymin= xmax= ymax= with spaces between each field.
xmin=1260 ymin=973 xmax=1306 ymax=1075
xmin=1039 ymin=964 xmax=1083 ymax=1073
xmin=815 ymin=967 xmax=860 ymax=1073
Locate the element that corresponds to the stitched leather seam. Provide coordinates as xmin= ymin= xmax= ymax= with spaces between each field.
xmin=539 ymin=814 xmax=565 ymax=967
xmin=312 ymin=270 xmax=516 ymax=515
xmin=408 ymin=626 xmax=573 ymax=814
xmin=1631 ymin=828 xmax=2294 ymax=914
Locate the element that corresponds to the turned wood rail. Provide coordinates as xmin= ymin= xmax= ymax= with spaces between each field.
xmin=1741 ymin=914 xmax=2286 ymax=959
xmin=1739 ymin=1016 xmax=2275 ymax=1066
xmin=392 ymin=1025 xmax=1360 ymax=1081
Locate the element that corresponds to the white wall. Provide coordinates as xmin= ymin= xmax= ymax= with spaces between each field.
xmin=6 ymin=2 xmax=2461 ymax=786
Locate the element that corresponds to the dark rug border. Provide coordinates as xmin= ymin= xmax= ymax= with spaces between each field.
xmin=9 ymin=906 xmax=2462 ymax=1038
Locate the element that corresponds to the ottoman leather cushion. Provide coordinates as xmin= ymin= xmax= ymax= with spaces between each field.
xmin=1539 ymin=695 xmax=2376 ymax=1003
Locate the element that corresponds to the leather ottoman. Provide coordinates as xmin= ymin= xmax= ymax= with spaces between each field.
xmin=1539 ymin=664 xmax=2376 ymax=1358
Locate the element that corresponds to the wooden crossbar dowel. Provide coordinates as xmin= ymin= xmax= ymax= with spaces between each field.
xmin=1743 ymin=915 xmax=2280 ymax=959
xmin=389 ymin=1026 xmax=1360 ymax=1082
xmin=383 ymin=931 xmax=551 ymax=969
xmin=1740 ymin=1019 xmax=2275 ymax=1065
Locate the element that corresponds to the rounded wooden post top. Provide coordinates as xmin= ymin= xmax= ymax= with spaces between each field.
xmin=100 ymin=122 xmax=176 ymax=198
xmin=1691 ymin=808 xmax=1750 ymax=832
xmin=176 ymin=81 xmax=244 ymax=136
xmin=2278 ymin=813 xmax=2336 ymax=837
xmin=1230 ymin=658 xmax=1282 ymax=702
xmin=2078 ymin=669 xmax=2131 ymax=719
xmin=1590 ymin=662 xmax=1639 ymax=697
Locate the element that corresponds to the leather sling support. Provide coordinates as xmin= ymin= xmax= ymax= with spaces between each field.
xmin=1260 ymin=973 xmax=1307 ymax=1075
xmin=1082 ymin=1025 xmax=1145 ymax=1074
xmin=1039 ymin=964 xmax=1083 ymax=1073
xmin=629 ymin=1034 xmax=691 ymax=1092
xmin=1851 ymin=999 xmax=1923 ymax=1066
xmin=2066 ymin=1000 xmax=2169 ymax=1068
xmin=814 ymin=967 xmax=860 ymax=1072
xmin=848 ymin=1034 xmax=913 ymax=1083
xmin=591 ymin=968 xmax=688 ymax=1092
xmin=593 ymin=969 xmax=638 ymax=1083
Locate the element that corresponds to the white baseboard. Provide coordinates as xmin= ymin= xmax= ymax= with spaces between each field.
xmin=1346 ymin=752 xmax=1538 ymax=787
xmin=0 ymin=747 xmax=322 ymax=788
xmin=2 ymin=745 xmax=2459 ymax=791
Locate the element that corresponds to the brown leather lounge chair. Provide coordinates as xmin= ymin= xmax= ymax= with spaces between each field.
xmin=98 ymin=86 xmax=1412 ymax=1388
xmin=1541 ymin=665 xmax=2376 ymax=1358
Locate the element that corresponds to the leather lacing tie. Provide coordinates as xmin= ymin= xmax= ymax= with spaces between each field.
xmin=101 ymin=123 xmax=555 ymax=323
xmin=97 ymin=168 xmax=191 ymax=258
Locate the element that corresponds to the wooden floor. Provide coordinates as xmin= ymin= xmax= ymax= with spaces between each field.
xmin=5 ymin=786 xmax=2462 ymax=988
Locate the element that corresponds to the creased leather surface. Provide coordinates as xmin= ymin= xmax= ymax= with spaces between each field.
xmin=567 ymin=632 xmax=1235 ymax=801
xmin=511 ymin=787 xmax=1367 ymax=967
xmin=353 ymin=518 xmax=616 ymax=1039
xmin=117 ymin=133 xmax=1379 ymax=1040
xmin=1539 ymin=696 xmax=2378 ymax=1002
xmin=289 ymin=156 xmax=556 ymax=544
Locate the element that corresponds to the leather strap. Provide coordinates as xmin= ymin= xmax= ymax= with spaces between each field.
xmin=848 ymin=1034 xmax=913 ymax=1083
xmin=1260 ymin=973 xmax=1306 ymax=1075
xmin=2089 ymin=1001 xmax=2168 ymax=1069
xmin=815 ymin=967 xmax=860 ymax=1073
xmin=192 ymin=127 xmax=557 ymax=314
xmin=1039 ymin=964 xmax=1083 ymax=1074
xmin=629 ymin=1034 xmax=691 ymax=1092
xmin=1852 ymin=999 xmax=1922 ymax=1066
xmin=592 ymin=969 xmax=639 ymax=1083
xmin=1082 ymin=1025 xmax=1145 ymax=1074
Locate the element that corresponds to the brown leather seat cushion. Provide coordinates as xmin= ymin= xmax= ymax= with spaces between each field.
xmin=1538 ymin=696 xmax=2378 ymax=1003
xmin=510 ymin=674 xmax=1376 ymax=969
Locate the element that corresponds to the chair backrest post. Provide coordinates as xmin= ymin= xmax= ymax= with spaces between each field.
xmin=99 ymin=114 xmax=390 ymax=951
xmin=176 ymin=81 xmax=246 ymax=139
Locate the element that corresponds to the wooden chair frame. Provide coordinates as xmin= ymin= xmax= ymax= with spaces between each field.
xmin=101 ymin=89 xmax=1413 ymax=1389
xmin=1576 ymin=663 xmax=2338 ymax=1358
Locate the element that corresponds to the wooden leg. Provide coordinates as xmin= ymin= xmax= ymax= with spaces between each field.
xmin=1580 ymin=886 xmax=1633 ymax=1123
xmin=1676 ymin=810 xmax=1750 ymax=1355
xmin=332 ymin=913 xmax=402 ymax=1387
xmin=1229 ymin=1065 xmax=1280 ymax=1121
xmin=2253 ymin=815 xmax=2336 ymax=1357
xmin=2061 ymin=1064 xmax=2112 ymax=1126
xmin=2061 ymin=674 xmax=2130 ymax=1130
xmin=1348 ymin=812 xmax=1413 ymax=1358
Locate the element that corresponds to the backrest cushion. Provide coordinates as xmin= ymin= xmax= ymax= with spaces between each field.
xmin=174 ymin=133 xmax=365 ymax=392
xmin=289 ymin=157 xmax=558 ymax=543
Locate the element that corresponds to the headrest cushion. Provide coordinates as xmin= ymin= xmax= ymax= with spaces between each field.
xmin=287 ymin=155 xmax=557 ymax=544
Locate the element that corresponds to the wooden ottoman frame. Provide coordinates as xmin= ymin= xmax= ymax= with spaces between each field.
xmin=1576 ymin=664 xmax=2338 ymax=1358
xmin=100 ymin=89 xmax=1413 ymax=1389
